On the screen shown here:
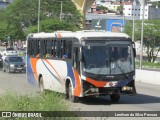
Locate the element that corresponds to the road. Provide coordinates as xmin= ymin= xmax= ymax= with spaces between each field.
xmin=68 ymin=82 xmax=160 ymax=120
xmin=0 ymin=68 xmax=159 ymax=120
xmin=0 ymin=68 xmax=38 ymax=95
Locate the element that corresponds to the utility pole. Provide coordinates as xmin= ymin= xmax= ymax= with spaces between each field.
xmin=140 ymin=0 xmax=145 ymax=69
xmin=132 ymin=0 xmax=136 ymax=42
xmin=60 ymin=1 xmax=63 ymax=21
xmin=38 ymin=0 xmax=41 ymax=33
xmin=55 ymin=1 xmax=63 ymax=21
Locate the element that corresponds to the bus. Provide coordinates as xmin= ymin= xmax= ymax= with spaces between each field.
xmin=26 ymin=30 xmax=136 ymax=102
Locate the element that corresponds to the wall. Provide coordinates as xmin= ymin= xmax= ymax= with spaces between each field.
xmin=135 ymin=69 xmax=160 ymax=85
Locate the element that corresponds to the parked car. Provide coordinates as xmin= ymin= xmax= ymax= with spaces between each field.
xmin=3 ymin=56 xmax=26 ymax=73
xmin=1 ymin=47 xmax=18 ymax=56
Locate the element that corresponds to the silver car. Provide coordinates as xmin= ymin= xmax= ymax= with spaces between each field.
xmin=1 ymin=48 xmax=18 ymax=56
xmin=3 ymin=56 xmax=26 ymax=73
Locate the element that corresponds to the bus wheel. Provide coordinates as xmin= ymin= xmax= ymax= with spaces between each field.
xmin=3 ymin=66 xmax=6 ymax=72
xmin=7 ymin=67 xmax=10 ymax=73
xmin=68 ymin=82 xmax=79 ymax=103
xmin=110 ymin=94 xmax=120 ymax=102
xmin=39 ymin=77 xmax=45 ymax=93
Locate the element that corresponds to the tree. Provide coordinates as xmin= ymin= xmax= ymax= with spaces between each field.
xmin=0 ymin=22 xmax=8 ymax=41
xmin=96 ymin=5 xmax=108 ymax=13
xmin=143 ymin=20 xmax=160 ymax=62
xmin=124 ymin=20 xmax=160 ymax=62
xmin=27 ymin=19 xmax=79 ymax=34
xmin=1 ymin=0 xmax=82 ymax=40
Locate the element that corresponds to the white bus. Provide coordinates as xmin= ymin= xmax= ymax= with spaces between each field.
xmin=26 ymin=30 xmax=136 ymax=102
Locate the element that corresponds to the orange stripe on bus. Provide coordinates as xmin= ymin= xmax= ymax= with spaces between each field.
xmin=86 ymin=77 xmax=108 ymax=87
xmin=57 ymin=33 xmax=62 ymax=38
xmin=30 ymin=58 xmax=39 ymax=80
xmin=44 ymin=59 xmax=64 ymax=85
xmin=73 ymin=68 xmax=81 ymax=97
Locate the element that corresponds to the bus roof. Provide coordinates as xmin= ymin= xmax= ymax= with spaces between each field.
xmin=75 ymin=30 xmax=130 ymax=39
xmin=27 ymin=30 xmax=130 ymax=40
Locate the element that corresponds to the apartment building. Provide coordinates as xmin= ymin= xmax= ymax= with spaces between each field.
xmin=87 ymin=0 xmax=160 ymax=20
xmin=123 ymin=1 xmax=160 ymax=20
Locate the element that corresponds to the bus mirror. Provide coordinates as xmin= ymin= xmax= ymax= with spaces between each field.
xmin=132 ymin=42 xmax=136 ymax=58
xmin=133 ymin=48 xmax=136 ymax=58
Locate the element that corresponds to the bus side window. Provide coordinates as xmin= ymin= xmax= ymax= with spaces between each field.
xmin=56 ymin=40 xmax=61 ymax=58
xmin=40 ymin=40 xmax=45 ymax=58
xmin=52 ymin=40 xmax=62 ymax=59
xmin=35 ymin=40 xmax=39 ymax=57
xmin=66 ymin=41 xmax=72 ymax=59
xmin=31 ymin=40 xmax=35 ymax=57
xmin=46 ymin=40 xmax=53 ymax=59
xmin=52 ymin=40 xmax=56 ymax=58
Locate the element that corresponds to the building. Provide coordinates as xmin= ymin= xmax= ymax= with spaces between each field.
xmin=123 ymin=1 xmax=160 ymax=20
xmin=86 ymin=0 xmax=160 ymax=21
xmin=85 ymin=0 xmax=160 ymax=30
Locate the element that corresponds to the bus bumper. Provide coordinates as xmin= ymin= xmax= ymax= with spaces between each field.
xmin=82 ymin=80 xmax=136 ymax=96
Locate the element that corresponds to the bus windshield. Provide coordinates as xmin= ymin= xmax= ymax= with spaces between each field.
xmin=82 ymin=42 xmax=134 ymax=75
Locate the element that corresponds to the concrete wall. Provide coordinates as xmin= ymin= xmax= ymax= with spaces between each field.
xmin=135 ymin=69 xmax=160 ymax=85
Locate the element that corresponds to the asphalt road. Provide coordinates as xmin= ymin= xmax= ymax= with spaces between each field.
xmin=0 ymin=68 xmax=38 ymax=95
xmin=68 ymin=82 xmax=160 ymax=120
xmin=0 ymin=67 xmax=159 ymax=120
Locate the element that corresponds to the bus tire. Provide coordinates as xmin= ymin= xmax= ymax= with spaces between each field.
xmin=110 ymin=94 xmax=120 ymax=102
xmin=68 ymin=82 xmax=79 ymax=103
xmin=39 ymin=77 xmax=45 ymax=93
xmin=3 ymin=66 xmax=6 ymax=72
xmin=65 ymin=82 xmax=69 ymax=99
xmin=7 ymin=67 xmax=10 ymax=73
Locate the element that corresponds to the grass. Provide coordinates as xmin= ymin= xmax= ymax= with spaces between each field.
xmin=136 ymin=61 xmax=160 ymax=69
xmin=0 ymin=91 xmax=79 ymax=119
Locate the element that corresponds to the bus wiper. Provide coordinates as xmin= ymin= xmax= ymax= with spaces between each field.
xmin=94 ymin=64 xmax=105 ymax=80
xmin=114 ymin=61 xmax=128 ymax=79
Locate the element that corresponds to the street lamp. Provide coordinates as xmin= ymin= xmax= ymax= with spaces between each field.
xmin=38 ymin=0 xmax=41 ymax=33
xmin=140 ymin=0 xmax=145 ymax=69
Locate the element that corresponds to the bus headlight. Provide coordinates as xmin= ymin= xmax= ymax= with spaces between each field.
xmin=10 ymin=64 xmax=15 ymax=68
xmin=122 ymin=86 xmax=133 ymax=91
